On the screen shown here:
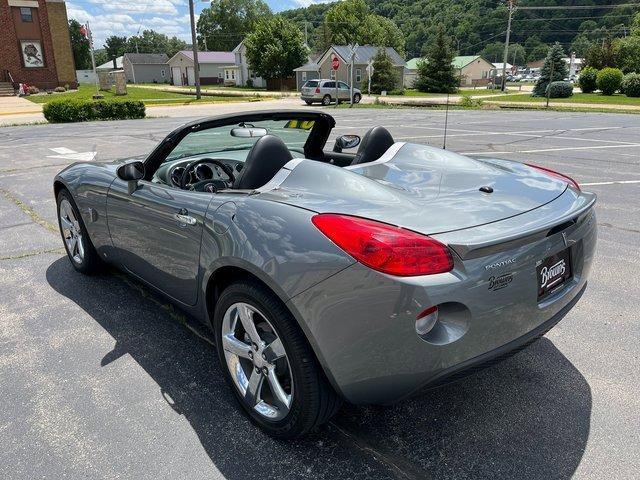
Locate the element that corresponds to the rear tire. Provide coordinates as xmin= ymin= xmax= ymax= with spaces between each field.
xmin=56 ymin=189 xmax=103 ymax=275
xmin=213 ymin=280 xmax=341 ymax=439
xmin=353 ymin=93 xmax=361 ymax=104
xmin=322 ymin=94 xmax=331 ymax=106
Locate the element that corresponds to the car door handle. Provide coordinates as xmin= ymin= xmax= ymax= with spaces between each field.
xmin=174 ymin=213 xmax=197 ymax=225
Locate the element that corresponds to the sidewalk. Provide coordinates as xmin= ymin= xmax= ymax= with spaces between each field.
xmin=0 ymin=96 xmax=43 ymax=116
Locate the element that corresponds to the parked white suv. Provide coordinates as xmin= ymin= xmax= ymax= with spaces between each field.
xmin=301 ymin=79 xmax=362 ymax=106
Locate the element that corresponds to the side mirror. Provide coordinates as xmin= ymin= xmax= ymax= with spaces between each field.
xmin=333 ymin=134 xmax=361 ymax=153
xmin=117 ymin=161 xmax=145 ymax=194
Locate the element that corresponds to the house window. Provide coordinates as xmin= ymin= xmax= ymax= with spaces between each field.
xmin=231 ymin=70 xmax=235 ymax=80
xmin=225 ymin=70 xmax=229 ymax=80
xmin=355 ymin=68 xmax=361 ymax=83
xmin=330 ymin=69 xmax=335 ymax=80
xmin=160 ymin=69 xmax=166 ymax=78
xmin=20 ymin=7 xmax=33 ymax=22
xmin=218 ymin=72 xmax=223 ymax=78
xmin=302 ymin=72 xmax=307 ymax=81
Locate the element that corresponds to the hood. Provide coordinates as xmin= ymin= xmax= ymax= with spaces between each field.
xmin=259 ymin=143 xmax=568 ymax=235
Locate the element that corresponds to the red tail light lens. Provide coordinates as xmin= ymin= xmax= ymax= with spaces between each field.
xmin=526 ymin=163 xmax=580 ymax=191
xmin=311 ymin=214 xmax=454 ymax=276
xmin=315 ymin=86 xmax=320 ymax=93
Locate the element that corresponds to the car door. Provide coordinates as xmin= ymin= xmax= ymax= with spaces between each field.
xmin=338 ymin=82 xmax=351 ymax=100
xmin=106 ymin=179 xmax=212 ymax=306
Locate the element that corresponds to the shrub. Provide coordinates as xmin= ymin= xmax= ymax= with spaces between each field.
xmin=43 ymin=99 xmax=146 ymax=123
xmin=27 ymin=85 xmax=39 ymax=94
xmin=246 ymin=78 xmax=254 ymax=88
xmin=622 ymin=72 xmax=640 ymax=97
xmin=388 ymin=88 xmax=405 ymax=96
xmin=596 ymin=67 xmax=623 ymax=95
xmin=578 ymin=66 xmax=598 ymax=93
xmin=547 ymin=81 xmax=573 ymax=98
xmin=54 ymin=86 xmax=66 ymax=93
xmin=460 ymin=94 xmax=484 ymax=108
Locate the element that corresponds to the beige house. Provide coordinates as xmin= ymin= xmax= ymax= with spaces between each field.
xmin=294 ymin=45 xmax=405 ymax=91
xmin=404 ymin=55 xmax=494 ymax=88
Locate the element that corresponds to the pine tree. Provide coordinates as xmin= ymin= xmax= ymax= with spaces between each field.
xmin=414 ymin=25 xmax=458 ymax=93
xmin=370 ymin=49 xmax=398 ymax=93
xmin=532 ymin=42 xmax=568 ymax=97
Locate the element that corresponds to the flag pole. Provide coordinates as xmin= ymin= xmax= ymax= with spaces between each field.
xmin=86 ymin=22 xmax=100 ymax=98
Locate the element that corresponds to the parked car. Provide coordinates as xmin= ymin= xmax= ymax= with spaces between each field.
xmin=300 ymin=79 xmax=362 ymax=106
xmin=54 ymin=110 xmax=596 ymax=439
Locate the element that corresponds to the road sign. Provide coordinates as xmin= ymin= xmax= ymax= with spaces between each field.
xmin=332 ymin=56 xmax=340 ymax=70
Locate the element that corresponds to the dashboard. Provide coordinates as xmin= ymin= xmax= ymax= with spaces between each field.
xmin=152 ymin=149 xmax=304 ymax=188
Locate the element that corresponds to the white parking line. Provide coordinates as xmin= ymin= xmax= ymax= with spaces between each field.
xmin=581 ymin=180 xmax=640 ymax=186
xmin=461 ymin=144 xmax=640 ymax=155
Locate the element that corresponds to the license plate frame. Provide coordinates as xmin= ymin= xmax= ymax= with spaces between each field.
xmin=537 ymin=248 xmax=572 ymax=300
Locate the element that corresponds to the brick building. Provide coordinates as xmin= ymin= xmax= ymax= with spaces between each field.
xmin=0 ymin=0 xmax=77 ymax=90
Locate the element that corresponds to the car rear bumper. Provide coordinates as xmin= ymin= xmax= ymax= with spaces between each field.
xmin=300 ymin=95 xmax=321 ymax=102
xmin=287 ymin=203 xmax=597 ymax=405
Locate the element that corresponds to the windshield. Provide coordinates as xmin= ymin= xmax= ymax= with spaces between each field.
xmin=165 ymin=118 xmax=315 ymax=162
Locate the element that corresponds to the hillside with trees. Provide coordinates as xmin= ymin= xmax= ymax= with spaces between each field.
xmin=280 ymin=0 xmax=639 ymax=62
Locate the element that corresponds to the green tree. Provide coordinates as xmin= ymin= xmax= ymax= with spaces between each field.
xmin=585 ymin=37 xmax=617 ymax=70
xmin=528 ymin=44 xmax=550 ymax=62
xmin=480 ymin=42 xmax=504 ymax=63
xmin=104 ymin=36 xmax=127 ymax=61
xmin=370 ymin=48 xmax=399 ymax=93
xmin=126 ymin=30 xmax=186 ymax=57
xmin=508 ymin=43 xmax=526 ymax=66
xmin=570 ymin=35 xmax=592 ymax=58
xmin=631 ymin=12 xmax=640 ymax=36
xmin=414 ymin=25 xmax=458 ymax=93
xmin=614 ymin=36 xmax=640 ymax=73
xmin=197 ymin=0 xmax=271 ymax=51
xmin=245 ymin=16 xmax=308 ymax=84
xmin=325 ymin=0 xmax=404 ymax=54
xmin=532 ymin=42 xmax=568 ymax=97
xmin=68 ymin=19 xmax=91 ymax=70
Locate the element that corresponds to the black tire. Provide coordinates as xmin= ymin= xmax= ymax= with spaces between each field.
xmin=304 ymin=100 xmax=313 ymax=105
xmin=353 ymin=93 xmax=361 ymax=104
xmin=56 ymin=189 xmax=103 ymax=275
xmin=213 ymin=280 xmax=341 ymax=439
xmin=321 ymin=94 xmax=332 ymax=106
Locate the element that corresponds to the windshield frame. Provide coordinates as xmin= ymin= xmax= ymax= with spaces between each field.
xmin=142 ymin=110 xmax=335 ymax=181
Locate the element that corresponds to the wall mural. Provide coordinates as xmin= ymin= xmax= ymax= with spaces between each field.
xmin=21 ymin=41 xmax=44 ymax=68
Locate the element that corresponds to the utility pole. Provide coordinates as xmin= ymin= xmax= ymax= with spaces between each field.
xmin=501 ymin=0 xmax=515 ymax=92
xmin=188 ymin=0 xmax=201 ymax=99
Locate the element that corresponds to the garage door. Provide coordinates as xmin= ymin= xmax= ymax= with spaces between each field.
xmin=172 ymin=67 xmax=182 ymax=86
xmin=186 ymin=67 xmax=195 ymax=86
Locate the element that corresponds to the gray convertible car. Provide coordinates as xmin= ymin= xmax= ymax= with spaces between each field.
xmin=54 ymin=110 xmax=597 ymax=438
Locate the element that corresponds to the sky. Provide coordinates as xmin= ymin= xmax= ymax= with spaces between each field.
xmin=65 ymin=0 xmax=333 ymax=50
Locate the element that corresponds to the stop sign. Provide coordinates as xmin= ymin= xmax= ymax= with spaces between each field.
xmin=332 ymin=56 xmax=340 ymax=70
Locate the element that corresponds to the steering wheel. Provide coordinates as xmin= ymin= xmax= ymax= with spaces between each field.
xmin=179 ymin=158 xmax=236 ymax=192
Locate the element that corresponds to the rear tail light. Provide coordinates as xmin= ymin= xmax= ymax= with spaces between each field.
xmin=311 ymin=214 xmax=454 ymax=276
xmin=315 ymin=86 xmax=320 ymax=93
xmin=526 ymin=163 xmax=580 ymax=191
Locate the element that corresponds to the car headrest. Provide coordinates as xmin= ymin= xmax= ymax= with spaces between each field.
xmin=351 ymin=126 xmax=395 ymax=166
xmin=233 ymin=135 xmax=293 ymax=190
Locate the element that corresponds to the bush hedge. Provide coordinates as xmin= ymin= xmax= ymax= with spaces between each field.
xmin=621 ymin=73 xmax=640 ymax=97
xmin=578 ymin=66 xmax=598 ymax=93
xmin=43 ymin=99 xmax=146 ymax=123
xmin=547 ymin=81 xmax=573 ymax=98
xmin=596 ymin=68 xmax=623 ymax=95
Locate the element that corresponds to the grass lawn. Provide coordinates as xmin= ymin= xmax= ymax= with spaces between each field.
xmin=25 ymin=84 xmax=260 ymax=105
xmin=487 ymin=92 xmax=640 ymax=106
xmin=401 ymin=89 xmax=508 ymax=97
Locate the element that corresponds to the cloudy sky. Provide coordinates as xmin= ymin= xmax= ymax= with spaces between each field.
xmin=65 ymin=0 xmax=332 ymax=50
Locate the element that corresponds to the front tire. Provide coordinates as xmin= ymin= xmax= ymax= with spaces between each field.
xmin=213 ymin=281 xmax=341 ymax=439
xmin=57 ymin=189 xmax=102 ymax=274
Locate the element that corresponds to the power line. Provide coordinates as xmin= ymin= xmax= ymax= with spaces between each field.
xmin=518 ymin=3 xmax=640 ymax=10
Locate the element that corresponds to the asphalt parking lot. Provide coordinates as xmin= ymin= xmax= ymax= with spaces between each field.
xmin=1 ymin=108 xmax=638 ymax=479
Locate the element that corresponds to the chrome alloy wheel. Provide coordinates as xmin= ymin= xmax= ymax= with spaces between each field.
xmin=59 ymin=198 xmax=84 ymax=264
xmin=222 ymin=302 xmax=293 ymax=421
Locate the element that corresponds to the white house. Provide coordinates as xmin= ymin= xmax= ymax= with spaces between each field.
xmin=232 ymin=41 xmax=265 ymax=88
xmin=167 ymin=50 xmax=235 ymax=86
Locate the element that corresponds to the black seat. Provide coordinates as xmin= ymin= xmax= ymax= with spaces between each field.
xmin=351 ymin=126 xmax=395 ymax=166
xmin=233 ymin=135 xmax=293 ymax=190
